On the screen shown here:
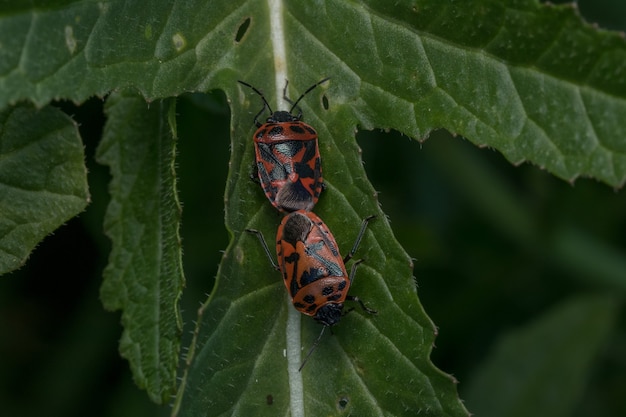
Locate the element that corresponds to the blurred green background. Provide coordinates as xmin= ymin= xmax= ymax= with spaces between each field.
xmin=1 ymin=1 xmax=625 ymax=416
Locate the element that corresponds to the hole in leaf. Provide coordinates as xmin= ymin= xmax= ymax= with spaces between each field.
xmin=235 ymin=17 xmax=251 ymax=42
xmin=337 ymin=396 xmax=349 ymax=409
xmin=266 ymin=394 xmax=273 ymax=405
xmin=322 ymin=94 xmax=329 ymax=110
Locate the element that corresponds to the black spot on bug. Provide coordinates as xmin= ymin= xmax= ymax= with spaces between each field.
xmin=338 ymin=280 xmax=347 ymax=291
xmin=288 ymin=124 xmax=306 ymax=134
xmin=322 ymin=286 xmax=334 ymax=296
xmin=235 ymin=17 xmax=251 ymax=42
xmin=268 ymin=125 xmax=285 ymax=137
xmin=284 ymin=252 xmax=300 ymax=265
xmin=303 ymin=294 xmax=316 ymax=304
xmin=302 ymin=141 xmax=318 ymax=163
xmin=299 ymin=269 xmax=322 ymax=287
xmin=327 ymin=293 xmax=341 ymax=302
xmin=294 ymin=161 xmax=315 ymax=179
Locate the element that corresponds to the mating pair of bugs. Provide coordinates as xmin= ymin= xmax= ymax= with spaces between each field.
xmin=239 ymin=78 xmax=376 ymax=370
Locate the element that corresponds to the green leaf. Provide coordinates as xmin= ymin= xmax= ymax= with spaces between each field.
xmin=2 ymin=0 xmax=626 ymax=412
xmin=2 ymin=0 xmax=626 ymax=186
xmin=0 ymin=0 xmax=241 ymax=106
xmin=463 ymin=294 xmax=619 ymax=417
xmin=172 ymin=79 xmax=467 ymax=415
xmin=96 ymin=92 xmax=184 ymax=404
xmin=0 ymin=104 xmax=88 ymax=274
xmin=169 ymin=1 xmax=626 ymax=411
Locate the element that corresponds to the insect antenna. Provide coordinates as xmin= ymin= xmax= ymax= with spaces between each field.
xmin=238 ymin=80 xmax=274 ymax=126
xmin=287 ymin=77 xmax=331 ymax=119
xmin=298 ymin=325 xmax=327 ymax=372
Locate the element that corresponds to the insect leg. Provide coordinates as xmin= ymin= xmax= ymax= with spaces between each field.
xmin=246 ymin=228 xmax=279 ymax=271
xmin=343 ymin=215 xmax=376 ymax=264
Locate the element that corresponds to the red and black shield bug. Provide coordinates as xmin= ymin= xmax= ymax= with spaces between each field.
xmin=238 ymin=78 xmax=329 ymax=212
xmin=247 ymin=210 xmax=376 ymax=369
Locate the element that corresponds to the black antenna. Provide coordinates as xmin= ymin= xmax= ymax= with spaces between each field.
xmin=299 ymin=325 xmax=327 ymax=372
xmin=287 ymin=77 xmax=331 ymax=119
xmin=238 ymin=80 xmax=274 ymax=127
